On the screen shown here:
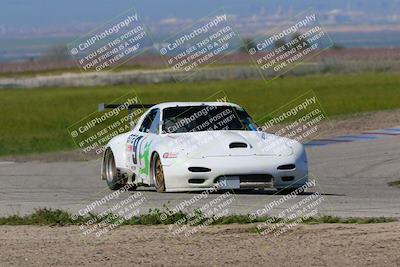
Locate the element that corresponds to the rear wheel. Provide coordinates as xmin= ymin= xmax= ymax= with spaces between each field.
xmin=152 ymin=153 xmax=165 ymax=192
xmin=103 ymin=149 xmax=126 ymax=190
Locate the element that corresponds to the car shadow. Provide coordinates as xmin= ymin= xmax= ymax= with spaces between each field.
xmin=229 ymin=189 xmax=345 ymax=196
xmin=134 ymin=187 xmax=345 ymax=196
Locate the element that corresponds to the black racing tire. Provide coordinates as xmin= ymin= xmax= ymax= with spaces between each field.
xmin=103 ymin=148 xmax=126 ymax=190
xmin=152 ymin=153 xmax=166 ymax=193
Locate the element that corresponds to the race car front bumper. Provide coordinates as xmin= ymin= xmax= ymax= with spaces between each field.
xmin=162 ymin=154 xmax=308 ymax=192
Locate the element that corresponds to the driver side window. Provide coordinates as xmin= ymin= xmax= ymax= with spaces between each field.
xmin=139 ymin=109 xmax=159 ymax=133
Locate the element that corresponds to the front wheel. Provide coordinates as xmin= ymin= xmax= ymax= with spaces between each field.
xmin=152 ymin=153 xmax=165 ymax=192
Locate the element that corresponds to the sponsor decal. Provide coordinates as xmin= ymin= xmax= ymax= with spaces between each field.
xmin=139 ymin=141 xmax=152 ymax=176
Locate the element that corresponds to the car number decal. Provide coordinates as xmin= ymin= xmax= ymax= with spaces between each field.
xmin=127 ymin=134 xmax=144 ymax=165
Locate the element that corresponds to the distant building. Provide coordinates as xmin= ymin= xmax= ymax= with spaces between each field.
xmin=324 ymin=9 xmax=351 ymax=24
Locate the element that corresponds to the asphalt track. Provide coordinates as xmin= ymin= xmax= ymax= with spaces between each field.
xmin=1 ymin=135 xmax=400 ymax=218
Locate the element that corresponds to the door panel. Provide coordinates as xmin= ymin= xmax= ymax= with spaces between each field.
xmin=126 ymin=108 xmax=160 ymax=185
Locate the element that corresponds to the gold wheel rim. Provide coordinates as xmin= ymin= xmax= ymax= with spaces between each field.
xmin=155 ymin=157 xmax=164 ymax=188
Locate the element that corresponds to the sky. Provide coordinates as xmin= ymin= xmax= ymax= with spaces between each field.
xmin=1 ymin=0 xmax=399 ymax=27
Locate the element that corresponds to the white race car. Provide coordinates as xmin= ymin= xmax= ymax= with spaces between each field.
xmin=101 ymin=102 xmax=309 ymax=192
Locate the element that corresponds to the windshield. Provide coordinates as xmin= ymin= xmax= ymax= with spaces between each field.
xmin=162 ymin=105 xmax=258 ymax=133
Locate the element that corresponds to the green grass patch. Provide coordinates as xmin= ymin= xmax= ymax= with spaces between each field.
xmin=0 ymin=63 xmax=165 ymax=78
xmin=1 ymin=72 xmax=400 ymax=156
xmin=0 ymin=208 xmax=396 ymax=226
xmin=300 ymin=215 xmax=395 ymax=224
xmin=0 ymin=209 xmax=88 ymax=226
xmin=388 ymin=180 xmax=400 ymax=188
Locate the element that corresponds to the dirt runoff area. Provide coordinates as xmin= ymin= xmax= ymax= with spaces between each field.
xmin=1 ymin=223 xmax=399 ymax=267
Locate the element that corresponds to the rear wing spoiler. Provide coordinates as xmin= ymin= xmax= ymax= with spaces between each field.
xmin=98 ymin=103 xmax=156 ymax=129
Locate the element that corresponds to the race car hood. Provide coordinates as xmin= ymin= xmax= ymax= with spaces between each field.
xmin=164 ymin=130 xmax=295 ymax=158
